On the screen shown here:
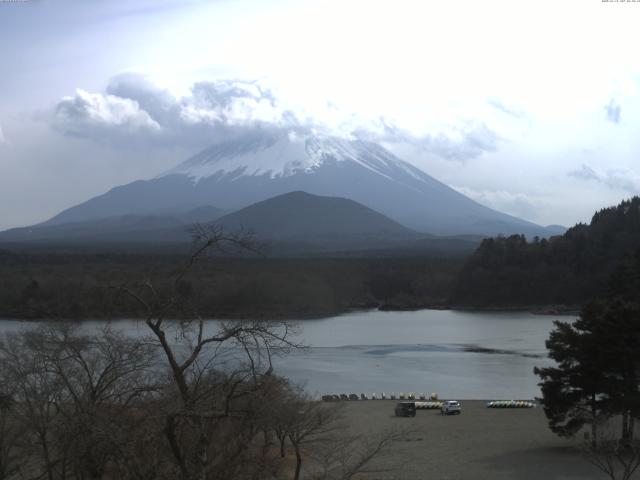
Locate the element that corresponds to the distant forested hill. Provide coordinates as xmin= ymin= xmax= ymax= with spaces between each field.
xmin=0 ymin=253 xmax=463 ymax=320
xmin=453 ymin=197 xmax=640 ymax=308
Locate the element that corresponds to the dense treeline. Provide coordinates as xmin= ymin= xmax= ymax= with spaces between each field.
xmin=453 ymin=196 xmax=640 ymax=308
xmin=0 ymin=252 xmax=463 ymax=320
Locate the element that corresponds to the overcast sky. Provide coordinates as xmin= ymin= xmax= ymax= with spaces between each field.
xmin=1 ymin=0 xmax=640 ymax=230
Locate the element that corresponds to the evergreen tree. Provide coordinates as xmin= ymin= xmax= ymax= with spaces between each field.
xmin=455 ymin=196 xmax=640 ymax=307
xmin=534 ymin=309 xmax=610 ymax=444
xmin=535 ymin=251 xmax=640 ymax=444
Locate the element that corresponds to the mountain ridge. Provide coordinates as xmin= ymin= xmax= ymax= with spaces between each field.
xmin=32 ymin=131 xmax=560 ymax=237
xmin=0 ymin=191 xmax=484 ymax=256
xmin=213 ymin=190 xmax=422 ymax=242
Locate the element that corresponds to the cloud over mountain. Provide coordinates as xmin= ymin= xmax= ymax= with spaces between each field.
xmin=421 ymin=123 xmax=499 ymax=161
xmin=50 ymin=73 xmax=501 ymax=161
xmin=452 ymin=185 xmax=538 ymax=221
xmin=52 ymin=76 xmax=292 ymax=147
xmin=353 ymin=120 xmax=499 ymax=162
xmin=53 ymin=89 xmax=161 ymax=142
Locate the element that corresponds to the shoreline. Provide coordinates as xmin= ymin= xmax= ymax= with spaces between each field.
xmin=0 ymin=304 xmax=581 ymax=322
xmin=319 ymin=398 xmax=540 ymax=403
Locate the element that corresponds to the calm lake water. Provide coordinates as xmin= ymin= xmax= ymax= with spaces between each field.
xmin=0 ymin=309 xmax=573 ymax=399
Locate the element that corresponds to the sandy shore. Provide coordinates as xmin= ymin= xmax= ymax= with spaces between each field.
xmin=339 ymin=400 xmax=606 ymax=480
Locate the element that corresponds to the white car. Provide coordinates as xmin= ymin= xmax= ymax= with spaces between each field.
xmin=441 ymin=400 xmax=462 ymax=415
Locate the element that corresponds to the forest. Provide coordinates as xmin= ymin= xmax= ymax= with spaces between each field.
xmin=0 ymin=251 xmax=462 ymax=320
xmin=453 ymin=196 xmax=640 ymax=309
xmin=3 ymin=197 xmax=640 ymax=320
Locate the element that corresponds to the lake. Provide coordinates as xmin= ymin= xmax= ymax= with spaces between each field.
xmin=0 ymin=309 xmax=572 ymax=399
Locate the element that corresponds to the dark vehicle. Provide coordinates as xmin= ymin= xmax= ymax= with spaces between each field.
xmin=394 ymin=401 xmax=416 ymax=417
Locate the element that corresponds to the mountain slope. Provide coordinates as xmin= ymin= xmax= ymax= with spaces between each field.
xmin=214 ymin=190 xmax=421 ymax=242
xmin=42 ymin=130 xmax=555 ymax=237
xmin=0 ymin=206 xmax=224 ymax=244
xmin=0 ymin=192 xmax=458 ymax=255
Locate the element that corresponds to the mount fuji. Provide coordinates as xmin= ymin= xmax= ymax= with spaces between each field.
xmin=34 ymin=130 xmax=559 ymax=238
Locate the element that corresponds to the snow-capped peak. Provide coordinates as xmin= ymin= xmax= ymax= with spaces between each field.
xmin=162 ymin=130 xmax=429 ymax=184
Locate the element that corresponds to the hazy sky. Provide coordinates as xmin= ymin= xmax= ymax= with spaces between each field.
xmin=1 ymin=0 xmax=640 ymax=230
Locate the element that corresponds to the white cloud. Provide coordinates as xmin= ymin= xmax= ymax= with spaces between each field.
xmin=53 ymin=89 xmax=161 ymax=141
xmin=187 ymin=80 xmax=286 ymax=127
xmin=0 ymin=126 xmax=6 ymax=145
xmin=568 ymin=164 xmax=600 ymax=182
xmin=354 ymin=120 xmax=499 ymax=162
xmin=569 ymin=164 xmax=640 ymax=193
xmin=51 ymin=76 xmax=298 ymax=148
xmin=452 ymin=186 xmax=540 ymax=222
xmin=487 ymin=98 xmax=526 ymax=119
xmin=419 ymin=123 xmax=499 ymax=161
xmin=50 ymin=74 xmax=502 ymax=161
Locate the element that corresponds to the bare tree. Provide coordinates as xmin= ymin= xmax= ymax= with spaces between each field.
xmin=583 ymin=420 xmax=640 ymax=480
xmin=35 ymin=324 xmax=159 ymax=480
xmin=0 ymin=391 xmax=24 ymax=480
xmin=286 ymin=399 xmax=344 ymax=480
xmin=312 ymin=428 xmax=409 ymax=480
xmin=0 ymin=323 xmax=161 ymax=480
xmin=0 ymin=329 xmax=67 ymax=480
xmin=282 ymin=395 xmax=408 ymax=480
xmin=117 ymin=224 xmax=300 ymax=480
